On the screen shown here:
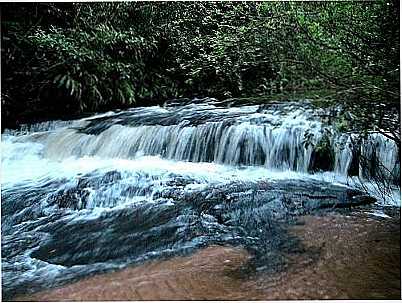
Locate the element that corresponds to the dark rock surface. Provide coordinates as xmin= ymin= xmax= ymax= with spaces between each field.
xmin=2 ymin=169 xmax=376 ymax=300
xmin=77 ymin=101 xmax=317 ymax=135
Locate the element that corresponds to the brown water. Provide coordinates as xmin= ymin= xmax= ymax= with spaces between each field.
xmin=15 ymin=211 xmax=401 ymax=301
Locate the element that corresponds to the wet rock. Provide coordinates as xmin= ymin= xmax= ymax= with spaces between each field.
xmin=77 ymin=170 xmax=122 ymax=189
xmin=47 ymin=188 xmax=85 ymax=210
xmin=2 ymin=170 xmax=378 ymax=299
xmin=164 ymin=97 xmax=192 ymax=107
xmin=349 ymin=195 xmax=376 ymax=206
xmin=164 ymin=97 xmax=219 ymax=107
xmin=308 ymin=135 xmax=335 ymax=172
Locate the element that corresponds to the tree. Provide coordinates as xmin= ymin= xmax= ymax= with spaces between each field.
xmin=1 ymin=0 xmax=399 ymax=142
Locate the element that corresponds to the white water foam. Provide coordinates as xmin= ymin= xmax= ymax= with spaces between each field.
xmin=2 ymin=103 xmax=400 ymax=206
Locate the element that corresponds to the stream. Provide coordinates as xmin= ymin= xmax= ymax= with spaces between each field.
xmin=1 ymin=99 xmax=400 ymax=299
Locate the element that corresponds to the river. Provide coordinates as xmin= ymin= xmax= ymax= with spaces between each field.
xmin=1 ymin=99 xmax=400 ymax=300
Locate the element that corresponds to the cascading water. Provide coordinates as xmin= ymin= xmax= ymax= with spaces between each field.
xmin=1 ymin=99 xmax=400 ymax=299
xmin=16 ymin=103 xmax=321 ymax=170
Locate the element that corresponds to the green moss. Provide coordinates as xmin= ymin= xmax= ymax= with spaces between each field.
xmin=335 ymin=118 xmax=349 ymax=133
xmin=308 ymin=135 xmax=335 ymax=172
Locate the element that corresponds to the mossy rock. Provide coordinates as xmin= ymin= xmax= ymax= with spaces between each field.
xmin=308 ymin=135 xmax=335 ymax=172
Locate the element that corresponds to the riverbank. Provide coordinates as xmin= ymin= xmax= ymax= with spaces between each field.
xmin=14 ymin=208 xmax=400 ymax=301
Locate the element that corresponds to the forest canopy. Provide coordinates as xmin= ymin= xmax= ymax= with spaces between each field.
xmin=1 ymin=1 xmax=400 ymax=142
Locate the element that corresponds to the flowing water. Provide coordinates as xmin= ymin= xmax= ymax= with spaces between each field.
xmin=1 ymin=99 xmax=400 ymax=299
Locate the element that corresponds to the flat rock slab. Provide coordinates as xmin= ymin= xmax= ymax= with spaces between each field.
xmin=0 ymin=163 xmax=378 ymax=300
xmin=14 ymin=210 xmax=400 ymax=301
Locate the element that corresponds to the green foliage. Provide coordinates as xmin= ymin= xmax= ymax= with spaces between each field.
xmin=1 ymin=1 xmax=400 ymax=139
xmin=335 ymin=116 xmax=349 ymax=133
xmin=315 ymin=134 xmax=333 ymax=154
xmin=309 ymin=132 xmax=335 ymax=172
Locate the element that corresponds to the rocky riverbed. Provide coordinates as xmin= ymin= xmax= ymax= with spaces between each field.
xmin=2 ymin=101 xmax=400 ymax=300
xmin=14 ymin=208 xmax=400 ymax=301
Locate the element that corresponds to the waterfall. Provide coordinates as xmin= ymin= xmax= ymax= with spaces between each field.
xmin=9 ymin=101 xmax=398 ymax=181
xmin=1 ymin=99 xmax=399 ymax=299
xmin=12 ymin=103 xmax=322 ymax=169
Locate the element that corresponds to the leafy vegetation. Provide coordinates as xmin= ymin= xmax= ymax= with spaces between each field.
xmin=2 ymin=1 xmax=400 ymax=143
